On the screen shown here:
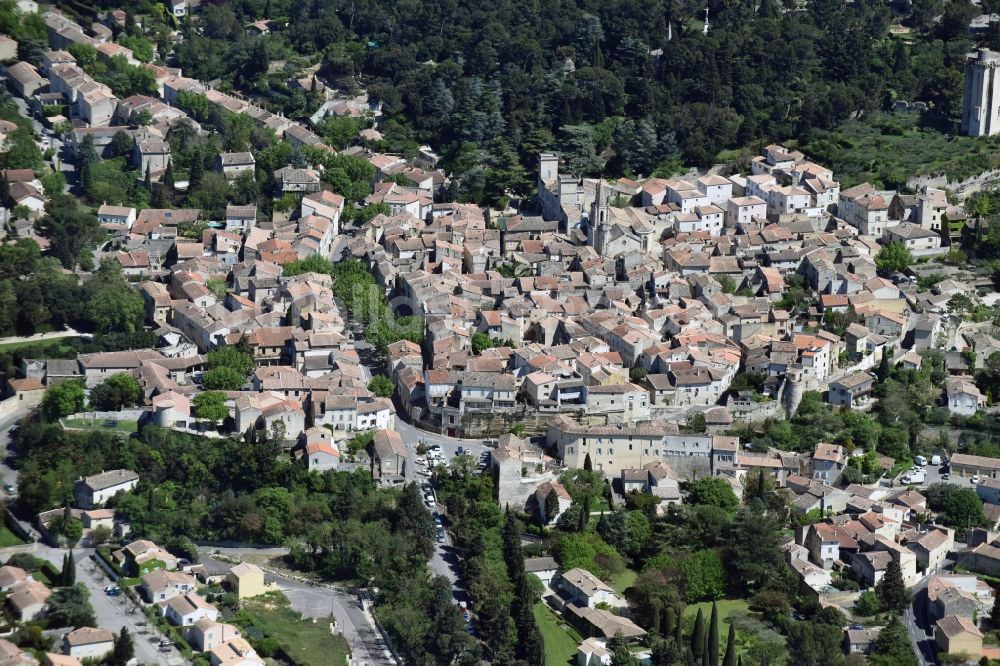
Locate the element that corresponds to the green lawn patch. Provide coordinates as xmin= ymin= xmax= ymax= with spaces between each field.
xmin=682 ymin=599 xmax=762 ymax=657
xmin=683 ymin=598 xmax=750 ymax=623
xmin=0 ymin=525 xmax=27 ymax=548
xmin=63 ymin=418 xmax=137 ymax=434
xmin=0 ymin=337 xmax=78 ymax=353
xmin=610 ymin=569 xmax=637 ymax=595
xmin=243 ymin=593 xmax=351 ymax=666
xmin=118 ymin=577 xmax=141 ymax=588
xmin=32 ymin=565 xmax=55 ymax=587
xmin=534 ymin=602 xmax=581 ymax=666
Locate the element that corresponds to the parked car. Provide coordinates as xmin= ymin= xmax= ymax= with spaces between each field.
xmin=972 ymin=475 xmax=981 ymax=484
xmin=942 ymin=473 xmax=950 ymax=480
xmin=931 ymin=455 xmax=942 ymax=465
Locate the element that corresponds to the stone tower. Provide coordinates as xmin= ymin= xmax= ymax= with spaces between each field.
xmin=590 ymin=182 xmax=610 ymax=253
xmin=962 ymin=48 xmax=1000 ymax=137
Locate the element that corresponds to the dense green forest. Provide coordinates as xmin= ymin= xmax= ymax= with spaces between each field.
xmin=53 ymin=0 xmax=984 ymax=205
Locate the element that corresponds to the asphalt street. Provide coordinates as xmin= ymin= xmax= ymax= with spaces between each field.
xmin=79 ymin=552 xmax=186 ymax=666
xmin=903 ymin=581 xmax=935 ymax=666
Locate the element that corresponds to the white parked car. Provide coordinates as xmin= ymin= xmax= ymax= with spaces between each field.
xmin=972 ymin=475 xmax=981 ymax=485
xmin=931 ymin=455 xmax=942 ymax=466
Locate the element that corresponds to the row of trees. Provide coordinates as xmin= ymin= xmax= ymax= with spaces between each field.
xmin=433 ymin=460 xmax=535 ymax=663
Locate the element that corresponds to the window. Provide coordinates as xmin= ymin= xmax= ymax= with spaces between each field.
xmin=609 ymin=448 xmax=614 ymax=455
xmin=597 ymin=448 xmax=602 ymax=455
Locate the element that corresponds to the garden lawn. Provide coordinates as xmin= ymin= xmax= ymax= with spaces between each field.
xmin=63 ymin=418 xmax=138 ymax=433
xmin=610 ymin=568 xmax=637 ymax=595
xmin=0 ymin=525 xmax=27 ymax=548
xmin=534 ymin=602 xmax=581 ymax=666
xmin=0 ymin=337 xmax=77 ymax=353
xmin=244 ymin=595 xmax=350 ymax=666
xmin=683 ymin=599 xmax=750 ymax=624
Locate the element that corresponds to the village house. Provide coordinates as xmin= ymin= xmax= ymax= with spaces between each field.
xmin=61 ymin=628 xmax=113 ymax=661
xmin=935 ymin=614 xmax=982 ymax=658
xmin=226 ymin=563 xmax=267 ymax=599
xmin=371 ymin=428 xmax=406 ymax=479
xmin=811 ymin=443 xmax=845 ymax=482
xmin=273 ymin=166 xmax=322 ymax=194
xmin=139 ymin=569 xmax=197 ymax=603
xmin=558 ymin=568 xmax=623 ymax=609
xmin=185 ymin=619 xmax=243 ymax=653
xmin=7 ymin=580 xmax=51 ymax=622
xmin=165 ymin=592 xmax=219 ymax=627
xmin=133 ymin=139 xmax=171 ymax=178
xmin=946 ymin=378 xmax=986 ymax=416
xmin=828 ymin=371 xmax=876 ymax=407
xmin=534 ymin=480 xmax=572 ymax=524
xmin=215 ymin=152 xmax=256 ymax=180
xmin=72 ymin=469 xmax=139 ymax=509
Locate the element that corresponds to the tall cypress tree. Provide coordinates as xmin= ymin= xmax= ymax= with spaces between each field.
xmin=875 ymin=557 xmax=910 ymax=611
xmin=691 ymin=608 xmax=705 ymax=659
xmin=189 ymin=147 xmax=204 ymax=189
xmin=708 ymin=601 xmax=719 ymax=666
xmin=674 ymin=605 xmax=684 ymax=647
xmin=578 ymin=494 xmax=590 ymax=532
xmin=110 ymin=627 xmax=134 ymax=666
xmin=584 ymin=452 xmax=593 ymax=471
xmin=722 ymin=625 xmax=736 ymax=666
xmin=663 ymin=605 xmax=676 ymax=639
xmin=162 ymin=159 xmax=175 ymax=192
xmin=63 ymin=551 xmax=75 ymax=586
xmin=502 ymin=510 xmax=544 ymax=665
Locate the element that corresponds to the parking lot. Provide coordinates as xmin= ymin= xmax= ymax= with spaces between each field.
xmin=896 ymin=454 xmax=986 ymax=492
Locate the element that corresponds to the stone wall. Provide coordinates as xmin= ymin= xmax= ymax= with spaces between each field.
xmin=907 ymin=168 xmax=1000 ymax=203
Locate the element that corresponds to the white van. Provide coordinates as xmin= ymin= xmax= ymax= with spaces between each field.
xmin=931 ymin=455 xmax=942 ymax=466
xmin=914 ymin=455 xmax=927 ymax=466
